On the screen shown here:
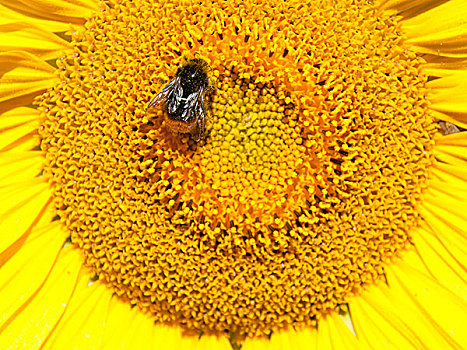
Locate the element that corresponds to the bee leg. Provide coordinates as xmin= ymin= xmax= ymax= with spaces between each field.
xmin=147 ymin=95 xmax=158 ymax=109
xmin=191 ymin=126 xmax=202 ymax=143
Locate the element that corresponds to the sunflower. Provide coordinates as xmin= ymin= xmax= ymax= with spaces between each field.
xmin=1 ymin=0 xmax=466 ymax=348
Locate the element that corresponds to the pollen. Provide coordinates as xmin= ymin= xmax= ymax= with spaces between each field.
xmin=37 ymin=0 xmax=436 ymax=338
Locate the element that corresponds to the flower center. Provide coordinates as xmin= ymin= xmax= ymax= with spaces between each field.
xmin=38 ymin=0 xmax=436 ymax=338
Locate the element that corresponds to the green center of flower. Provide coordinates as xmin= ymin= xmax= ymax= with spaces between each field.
xmin=38 ymin=0 xmax=436 ymax=338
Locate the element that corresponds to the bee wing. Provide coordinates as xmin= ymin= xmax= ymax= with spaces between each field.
xmin=187 ymin=88 xmax=207 ymax=142
xmin=191 ymin=104 xmax=206 ymax=142
xmin=148 ymin=77 xmax=182 ymax=112
xmin=167 ymin=81 xmax=183 ymax=114
xmin=179 ymin=87 xmax=204 ymax=121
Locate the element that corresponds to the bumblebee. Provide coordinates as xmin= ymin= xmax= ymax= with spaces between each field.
xmin=148 ymin=58 xmax=213 ymax=142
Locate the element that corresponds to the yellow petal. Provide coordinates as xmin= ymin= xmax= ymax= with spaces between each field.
xmin=260 ymin=328 xmax=305 ymax=350
xmin=0 ymin=107 xmax=39 ymax=152
xmin=191 ymin=334 xmax=232 ymax=350
xmin=100 ymin=297 xmax=199 ymax=350
xmin=422 ymin=58 xmax=467 ymax=79
xmin=317 ymin=312 xmax=362 ymax=350
xmin=0 ymin=22 xmax=71 ymax=60
xmin=432 ymin=110 xmax=467 ymax=130
xmin=0 ymin=180 xmax=51 ymax=253
xmin=431 ymin=162 xmax=467 ymax=203
xmin=421 ymin=186 xmax=467 ymax=244
xmin=0 ymin=221 xmax=64 ymax=328
xmin=429 ymin=164 xmax=467 ymax=202
xmin=386 ymin=258 xmax=467 ymax=349
xmin=407 ymin=29 xmax=467 ymax=58
xmin=435 ymin=131 xmax=467 ymax=147
xmin=424 ymin=168 xmax=467 ymax=206
xmin=377 ymin=0 xmax=451 ymax=19
xmin=428 ymin=72 xmax=467 ymax=128
xmin=422 ymin=191 xmax=467 ymax=236
xmin=433 ymin=132 xmax=467 ymax=164
xmin=350 ymin=285 xmax=426 ymax=349
xmin=242 ymin=334 xmax=272 ymax=350
xmin=0 ymin=4 xmax=72 ymax=33
xmin=419 ymin=204 xmax=467 ymax=271
xmin=41 ymin=274 xmax=111 ymax=349
xmin=0 ymin=51 xmax=58 ymax=107
xmin=242 ymin=327 xmax=319 ymax=350
xmin=0 ymin=151 xmax=43 ymax=186
xmin=276 ymin=327 xmax=318 ymax=350
xmin=263 ymin=330 xmax=295 ymax=350
xmin=291 ymin=327 xmax=319 ymax=350
xmin=0 ymin=188 xmax=56 ymax=261
xmin=433 ymin=147 xmax=467 ymax=167
xmin=352 ymin=264 xmax=461 ymax=350
xmin=99 ymin=298 xmax=152 ymax=349
xmin=151 ymin=324 xmax=200 ymax=350
xmin=0 ymin=130 xmax=38 ymax=152
xmin=0 ymin=246 xmax=82 ymax=349
xmin=408 ymin=229 xmax=467 ymax=301
xmin=424 ymin=169 xmax=467 ymax=212
xmin=401 ymin=0 xmax=467 ymax=57
xmin=2 ymin=0 xmax=98 ymax=26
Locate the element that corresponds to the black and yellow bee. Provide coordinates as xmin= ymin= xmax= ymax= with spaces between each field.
xmin=148 ymin=58 xmax=213 ymax=142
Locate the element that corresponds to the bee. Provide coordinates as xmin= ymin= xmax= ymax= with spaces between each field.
xmin=148 ymin=58 xmax=213 ymax=142
xmin=438 ymin=121 xmax=460 ymax=135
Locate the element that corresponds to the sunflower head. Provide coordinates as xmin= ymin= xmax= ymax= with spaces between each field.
xmin=34 ymin=0 xmax=440 ymax=337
